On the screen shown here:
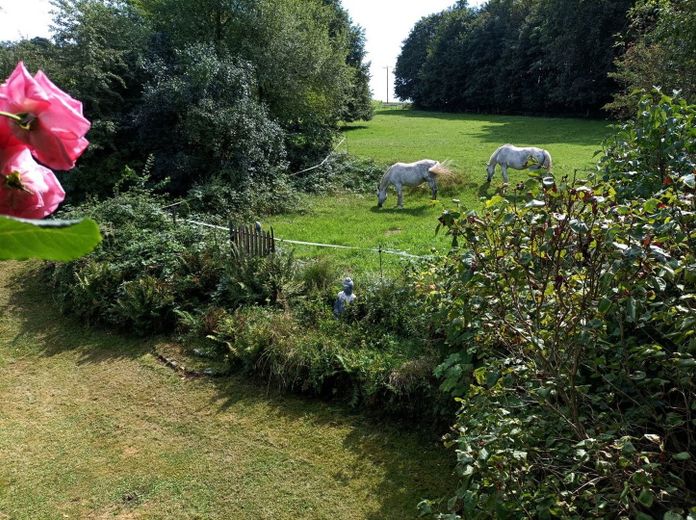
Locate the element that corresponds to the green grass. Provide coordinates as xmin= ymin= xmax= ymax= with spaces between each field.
xmin=342 ymin=107 xmax=610 ymax=177
xmin=266 ymin=108 xmax=612 ymax=274
xmin=0 ymin=262 xmax=453 ymax=519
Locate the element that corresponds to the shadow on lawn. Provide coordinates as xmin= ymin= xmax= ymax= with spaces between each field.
xmin=340 ymin=124 xmax=369 ymax=132
xmin=208 ymin=376 xmax=454 ymax=520
xmin=369 ymin=204 xmax=431 ymax=216
xmin=375 ymin=109 xmax=609 ymax=146
xmin=5 ymin=264 xmax=455 ymax=520
xmin=5 ymin=264 xmax=154 ymax=364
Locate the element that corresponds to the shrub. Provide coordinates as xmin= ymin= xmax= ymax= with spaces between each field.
xmin=136 ymin=44 xmax=288 ymax=194
xmin=50 ymin=184 xmax=215 ymax=332
xmin=291 ymin=151 xmax=385 ymax=194
xmin=187 ymin=174 xmax=304 ymax=221
xmin=208 ymin=304 xmax=447 ymax=416
xmin=49 ymin=177 xmax=448 ymax=419
xmin=598 ymin=89 xmax=696 ymax=199
xmin=214 ymin=250 xmax=302 ymax=309
xmin=296 ymin=257 xmax=340 ymax=295
xmin=420 ymin=175 xmax=695 ymax=517
xmin=343 ymin=275 xmax=432 ymax=339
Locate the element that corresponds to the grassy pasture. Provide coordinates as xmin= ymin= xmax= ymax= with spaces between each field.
xmin=266 ymin=107 xmax=611 ymax=274
xmin=0 ymin=262 xmax=452 ymax=519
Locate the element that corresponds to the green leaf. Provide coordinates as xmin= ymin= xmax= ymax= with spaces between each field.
xmin=570 ymin=219 xmax=589 ymax=233
xmin=664 ymin=512 xmax=684 ymax=520
xmin=673 ymin=451 xmax=691 ymax=461
xmin=638 ymin=488 xmax=654 ymax=508
xmin=485 ymin=195 xmax=506 ymax=208
xmin=473 ymin=367 xmax=486 ymax=385
xmin=626 ymin=297 xmax=637 ymax=323
xmin=598 ymin=298 xmax=612 ymax=314
xmin=0 ymin=216 xmax=101 ymax=261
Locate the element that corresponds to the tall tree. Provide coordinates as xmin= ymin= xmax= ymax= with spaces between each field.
xmin=395 ymin=0 xmax=634 ymax=115
xmin=137 ymin=0 xmax=370 ymax=164
xmin=394 ymin=12 xmax=444 ymax=103
xmin=47 ymin=0 xmax=151 ymax=198
xmin=607 ymin=0 xmax=696 ymax=115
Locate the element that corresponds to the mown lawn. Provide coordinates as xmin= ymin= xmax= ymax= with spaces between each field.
xmin=0 ymin=262 xmax=453 ymax=519
xmin=266 ymin=108 xmax=612 ymax=274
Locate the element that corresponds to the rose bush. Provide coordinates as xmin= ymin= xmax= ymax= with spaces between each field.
xmin=0 ymin=62 xmax=90 ymax=171
xmin=0 ymin=61 xmax=99 ymax=260
xmin=0 ymin=146 xmax=65 ymax=218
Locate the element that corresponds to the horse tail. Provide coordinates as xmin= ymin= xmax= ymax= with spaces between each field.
xmin=427 ymin=160 xmax=442 ymax=175
xmin=543 ymin=150 xmax=553 ymax=171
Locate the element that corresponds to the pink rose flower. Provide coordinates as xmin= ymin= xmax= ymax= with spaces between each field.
xmin=0 ymin=62 xmax=90 ymax=170
xmin=0 ymin=146 xmax=65 ymax=219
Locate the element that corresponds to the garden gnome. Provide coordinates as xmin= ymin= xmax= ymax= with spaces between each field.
xmin=333 ymin=277 xmax=356 ymax=316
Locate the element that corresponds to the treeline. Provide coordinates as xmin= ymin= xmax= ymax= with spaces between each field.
xmin=0 ymin=0 xmax=373 ymax=199
xmin=395 ymin=0 xmax=695 ymax=116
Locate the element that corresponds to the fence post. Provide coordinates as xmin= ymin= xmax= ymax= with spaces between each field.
xmin=379 ymin=245 xmax=383 ymax=279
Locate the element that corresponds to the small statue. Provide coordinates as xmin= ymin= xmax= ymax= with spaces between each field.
xmin=333 ymin=277 xmax=356 ymax=316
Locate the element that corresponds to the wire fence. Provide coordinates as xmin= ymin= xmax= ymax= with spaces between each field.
xmin=183 ymin=217 xmax=431 ymax=259
xmin=166 ymin=205 xmax=433 ymax=278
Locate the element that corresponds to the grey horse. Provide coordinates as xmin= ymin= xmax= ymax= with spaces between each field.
xmin=377 ymin=159 xmax=444 ymax=208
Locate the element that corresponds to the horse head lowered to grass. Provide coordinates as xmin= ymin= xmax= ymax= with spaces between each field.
xmin=486 ymin=144 xmax=553 ymax=183
xmin=377 ymin=159 xmax=452 ymax=208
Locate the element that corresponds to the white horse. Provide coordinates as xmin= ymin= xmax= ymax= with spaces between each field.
xmin=486 ymin=144 xmax=553 ymax=183
xmin=377 ymin=159 xmax=445 ymax=208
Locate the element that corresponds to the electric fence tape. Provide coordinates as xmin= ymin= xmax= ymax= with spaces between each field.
xmin=183 ymin=218 xmax=431 ymax=259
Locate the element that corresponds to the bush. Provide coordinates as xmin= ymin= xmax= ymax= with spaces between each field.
xmin=50 ymin=186 xmax=198 ymax=331
xmin=187 ymin=174 xmax=304 ymax=221
xmin=207 ymin=302 xmax=446 ymax=416
xmin=291 ymin=151 xmax=385 ymax=194
xmin=598 ymin=89 xmax=696 ymax=199
xmin=136 ymin=44 xmax=288 ymax=194
xmin=420 ymin=174 xmax=695 ymax=517
xmin=48 ymin=175 xmax=449 ymax=419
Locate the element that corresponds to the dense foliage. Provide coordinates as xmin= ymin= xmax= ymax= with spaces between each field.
xmin=7 ymin=0 xmax=695 ymax=513
xmin=48 ymin=180 xmax=447 ymax=419
xmin=0 ymin=0 xmax=373 ymax=200
xmin=419 ymin=92 xmax=695 ymax=518
xmin=599 ymin=90 xmax=696 ymax=199
xmin=395 ymin=0 xmax=635 ymax=115
xmin=608 ymin=0 xmax=696 ymax=114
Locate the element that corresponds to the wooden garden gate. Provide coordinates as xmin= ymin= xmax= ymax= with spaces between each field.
xmin=229 ymin=223 xmax=275 ymax=257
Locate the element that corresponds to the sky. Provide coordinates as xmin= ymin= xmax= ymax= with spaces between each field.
xmin=0 ymin=0 xmax=486 ymax=101
xmin=342 ymin=0 xmax=486 ymax=101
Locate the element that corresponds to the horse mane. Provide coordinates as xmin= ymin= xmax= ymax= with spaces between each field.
xmin=378 ymin=166 xmax=394 ymax=192
xmin=487 ymin=144 xmax=510 ymax=166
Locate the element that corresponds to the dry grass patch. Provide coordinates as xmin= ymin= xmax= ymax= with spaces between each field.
xmin=0 ymin=262 xmax=453 ymax=519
